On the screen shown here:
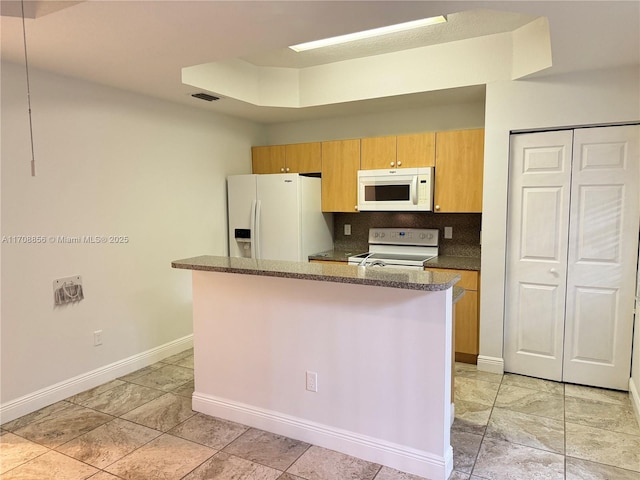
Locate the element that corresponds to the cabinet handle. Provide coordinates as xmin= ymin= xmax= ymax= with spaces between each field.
xmin=397 ymin=161 xmax=402 ymax=167
xmin=435 ymin=205 xmax=440 ymax=211
xmin=390 ymin=161 xmax=395 ymax=167
xmin=285 ymin=167 xmax=290 ymax=172
xmin=355 ymin=206 xmax=359 ymax=211
xmin=280 ymin=167 xmax=285 ymax=172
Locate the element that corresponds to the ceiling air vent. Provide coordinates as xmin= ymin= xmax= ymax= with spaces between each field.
xmin=191 ymin=93 xmax=220 ymax=102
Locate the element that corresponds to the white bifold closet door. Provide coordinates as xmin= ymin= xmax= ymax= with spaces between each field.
xmin=505 ymin=125 xmax=639 ymax=391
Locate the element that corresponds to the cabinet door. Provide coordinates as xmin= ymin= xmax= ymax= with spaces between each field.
xmin=426 ymin=267 xmax=480 ymax=363
xmin=321 ymin=139 xmax=361 ymax=212
xmin=454 ymin=290 xmax=479 ymax=361
xmin=397 ymin=132 xmax=435 ymax=168
xmin=434 ymin=129 xmax=484 ymax=212
xmin=252 ymin=145 xmax=286 ymax=174
xmin=361 ymin=136 xmax=396 ymax=170
xmin=285 ymin=142 xmax=321 ymax=174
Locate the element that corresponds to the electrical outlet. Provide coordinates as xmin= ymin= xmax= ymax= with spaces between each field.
xmin=93 ymin=330 xmax=103 ymax=346
xmin=344 ymin=224 xmax=351 ymax=236
xmin=444 ymin=226 xmax=453 ymax=239
xmin=306 ymin=371 xmax=318 ymax=392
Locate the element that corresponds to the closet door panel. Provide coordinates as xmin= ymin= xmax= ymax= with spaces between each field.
xmin=563 ymin=125 xmax=639 ymax=390
xmin=504 ymin=131 xmax=573 ymax=381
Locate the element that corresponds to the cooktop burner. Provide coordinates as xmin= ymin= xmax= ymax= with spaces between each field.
xmin=347 ymin=228 xmax=439 ymax=269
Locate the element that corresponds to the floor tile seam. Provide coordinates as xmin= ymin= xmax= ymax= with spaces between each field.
xmin=468 ymin=399 xmax=496 ymax=478
xmin=217 ymin=443 xmax=306 ymax=475
xmin=367 ymin=462 xmax=384 ymax=480
xmin=497 ymin=383 xmax=566 ymax=400
xmin=0 ymin=445 xmax=52 ymax=476
xmin=564 ymin=418 xmax=640 ymax=438
xmin=482 ymin=428 xmax=566 ymax=456
xmin=491 ymin=404 xmax=564 ymax=423
xmin=564 ymin=411 xmax=640 ymax=436
xmin=276 ymin=441 xmax=314 ymax=476
xmin=563 ymin=453 xmax=640 ymax=474
xmin=564 ymin=393 xmax=637 ymax=412
xmin=563 ymin=392 xmax=632 ymax=407
xmin=42 ymin=447 xmax=102 ymax=474
xmin=166 ymin=418 xmax=250 ymax=451
xmin=169 ymin=447 xmax=218 ymax=480
xmin=1 ymin=400 xmax=76 ymax=432
xmin=211 ymin=449 xmax=288 ymax=477
xmin=100 ymin=431 xmax=216 ymax=477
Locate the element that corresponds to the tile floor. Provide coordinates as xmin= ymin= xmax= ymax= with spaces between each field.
xmin=1 ymin=350 xmax=639 ymax=479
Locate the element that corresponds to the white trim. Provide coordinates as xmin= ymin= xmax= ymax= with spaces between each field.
xmin=630 ymin=378 xmax=640 ymax=428
xmin=193 ymin=392 xmax=453 ymax=480
xmin=0 ymin=335 xmax=193 ymax=424
xmin=477 ymin=355 xmax=505 ymax=374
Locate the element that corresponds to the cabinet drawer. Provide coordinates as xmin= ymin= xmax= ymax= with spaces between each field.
xmin=426 ymin=268 xmax=478 ymax=290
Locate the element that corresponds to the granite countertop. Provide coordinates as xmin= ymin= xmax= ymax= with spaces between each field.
xmin=172 ymin=255 xmax=460 ymax=292
xmin=424 ymin=255 xmax=481 ymax=271
xmin=309 ymin=250 xmax=481 ymax=272
xmin=308 ymin=249 xmax=359 ymax=262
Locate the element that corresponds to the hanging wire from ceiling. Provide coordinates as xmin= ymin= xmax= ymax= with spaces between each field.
xmin=20 ymin=0 xmax=36 ymax=177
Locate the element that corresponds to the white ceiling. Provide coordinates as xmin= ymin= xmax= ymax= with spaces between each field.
xmin=1 ymin=1 xmax=638 ymax=124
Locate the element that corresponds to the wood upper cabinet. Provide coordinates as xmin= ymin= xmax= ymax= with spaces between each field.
xmin=361 ymin=136 xmax=396 ymax=170
xmin=285 ymin=142 xmax=321 ymax=173
xmin=321 ymin=139 xmax=361 ymax=213
xmin=434 ymin=128 xmax=485 ymax=213
xmin=361 ymin=132 xmax=435 ymax=169
xmin=426 ymin=268 xmax=480 ymax=364
xmin=252 ymin=142 xmax=321 ymax=174
xmin=251 ymin=145 xmax=286 ymax=174
xmin=397 ymin=132 xmax=435 ymax=168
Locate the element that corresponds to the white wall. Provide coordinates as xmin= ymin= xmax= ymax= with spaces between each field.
xmin=0 ymin=62 xmax=263 ymax=408
xmin=480 ymin=66 xmax=640 ymax=380
xmin=264 ymin=101 xmax=485 ymax=144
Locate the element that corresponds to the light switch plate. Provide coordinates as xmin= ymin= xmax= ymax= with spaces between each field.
xmin=444 ymin=226 xmax=453 ymax=239
xmin=344 ymin=224 xmax=351 ymax=236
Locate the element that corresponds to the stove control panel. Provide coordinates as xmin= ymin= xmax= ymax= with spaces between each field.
xmin=368 ymin=228 xmax=439 ymax=247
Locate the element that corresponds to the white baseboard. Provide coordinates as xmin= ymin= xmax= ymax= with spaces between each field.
xmin=0 ymin=335 xmax=193 ymax=424
xmin=193 ymin=392 xmax=453 ymax=480
xmin=630 ymin=378 xmax=640 ymax=428
xmin=477 ymin=355 xmax=505 ymax=374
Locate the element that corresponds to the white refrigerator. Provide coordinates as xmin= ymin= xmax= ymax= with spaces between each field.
xmin=227 ymin=173 xmax=333 ymax=261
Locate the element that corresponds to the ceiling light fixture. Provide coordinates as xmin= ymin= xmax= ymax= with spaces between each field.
xmin=289 ymin=15 xmax=447 ymax=52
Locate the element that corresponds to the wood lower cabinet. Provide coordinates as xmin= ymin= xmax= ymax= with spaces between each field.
xmin=434 ymin=128 xmax=484 ymax=213
xmin=321 ymin=139 xmax=361 ymax=213
xmin=427 ymin=267 xmax=480 ymax=364
xmin=252 ymin=142 xmax=321 ymax=174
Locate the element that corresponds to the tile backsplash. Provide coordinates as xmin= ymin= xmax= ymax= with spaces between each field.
xmin=333 ymin=212 xmax=481 ymax=257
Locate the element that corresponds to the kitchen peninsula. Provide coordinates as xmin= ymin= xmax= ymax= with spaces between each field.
xmin=172 ymin=255 xmax=460 ymax=480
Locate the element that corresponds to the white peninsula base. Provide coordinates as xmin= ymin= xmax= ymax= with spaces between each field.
xmin=190 ymin=270 xmax=453 ymax=480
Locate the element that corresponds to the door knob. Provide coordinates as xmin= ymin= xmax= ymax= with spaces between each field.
xmin=549 ymin=268 xmax=558 ymax=276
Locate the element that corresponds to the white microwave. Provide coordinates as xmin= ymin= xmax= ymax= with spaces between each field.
xmin=357 ymin=167 xmax=434 ymax=211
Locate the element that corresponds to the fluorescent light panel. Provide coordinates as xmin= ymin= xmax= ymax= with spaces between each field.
xmin=289 ymin=15 xmax=447 ymax=52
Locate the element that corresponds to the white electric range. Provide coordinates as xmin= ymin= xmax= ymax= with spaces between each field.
xmin=347 ymin=228 xmax=439 ymax=270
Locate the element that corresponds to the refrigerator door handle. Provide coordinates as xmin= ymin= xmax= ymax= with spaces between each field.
xmin=255 ymin=200 xmax=262 ymax=260
xmin=250 ymin=199 xmax=257 ymax=259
